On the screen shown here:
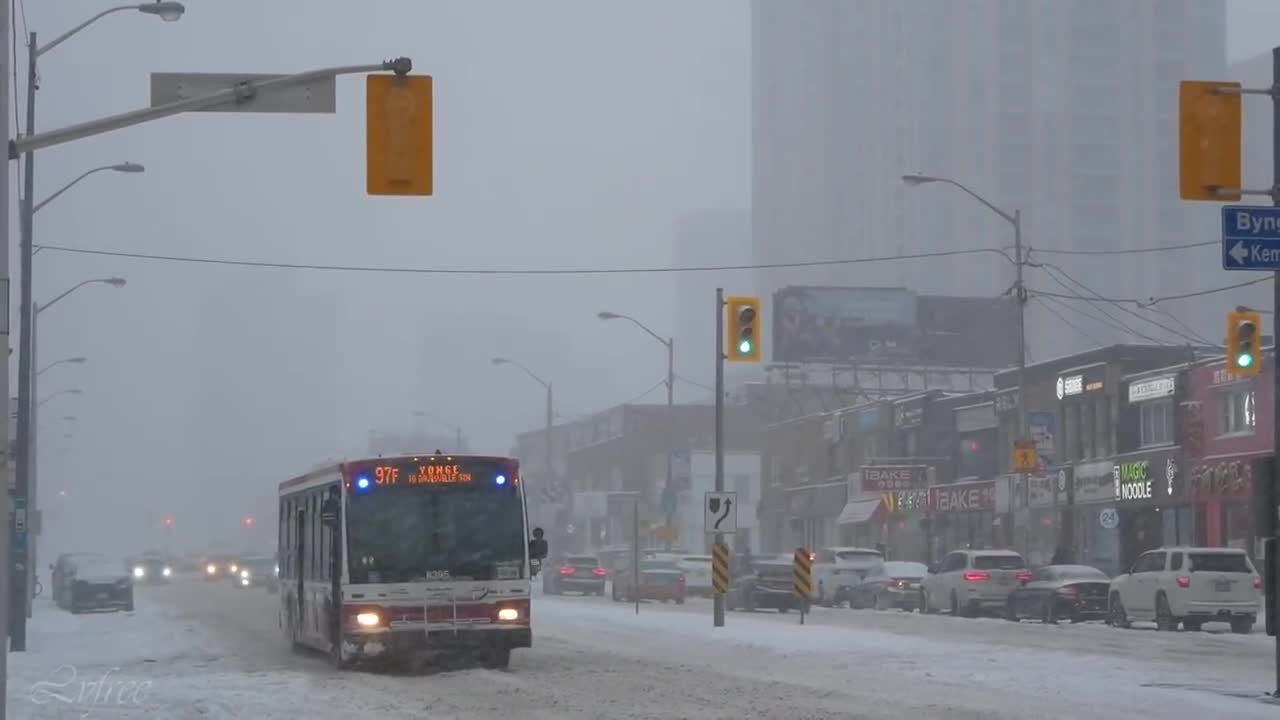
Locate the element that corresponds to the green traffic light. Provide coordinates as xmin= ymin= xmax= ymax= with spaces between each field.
xmin=738 ymin=339 xmax=753 ymax=354
xmin=1238 ymin=353 xmax=1254 ymax=368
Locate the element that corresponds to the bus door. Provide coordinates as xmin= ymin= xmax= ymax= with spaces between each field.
xmin=296 ymin=506 xmax=306 ymax=632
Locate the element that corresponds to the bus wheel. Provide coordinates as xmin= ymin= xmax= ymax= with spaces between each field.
xmin=482 ymin=647 xmax=511 ymax=669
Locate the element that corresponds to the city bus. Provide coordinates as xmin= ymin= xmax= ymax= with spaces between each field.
xmin=276 ymin=453 xmax=548 ymax=670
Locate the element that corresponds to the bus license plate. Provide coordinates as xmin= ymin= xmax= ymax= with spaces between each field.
xmin=1215 ymin=581 xmax=1232 ymax=592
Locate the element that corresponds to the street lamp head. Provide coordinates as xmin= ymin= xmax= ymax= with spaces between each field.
xmin=491 ymin=357 xmax=509 ymax=366
xmin=67 ymin=389 xmax=83 ymax=395
xmin=111 ymin=162 xmax=145 ymax=173
xmin=901 ymin=174 xmax=939 ymax=187
xmin=66 ymin=357 xmax=87 ymax=364
xmin=105 ymin=277 xmax=127 ymax=288
xmin=138 ymin=1 xmax=185 ymax=22
xmin=597 ymin=312 xmax=622 ymax=321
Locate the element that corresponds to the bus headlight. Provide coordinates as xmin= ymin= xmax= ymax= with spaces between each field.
xmin=355 ymin=612 xmax=380 ymax=627
xmin=497 ymin=608 xmax=519 ymax=621
xmin=132 ymin=566 xmax=145 ymax=579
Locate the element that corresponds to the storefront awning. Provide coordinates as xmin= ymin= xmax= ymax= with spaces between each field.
xmin=836 ymin=497 xmax=884 ymax=525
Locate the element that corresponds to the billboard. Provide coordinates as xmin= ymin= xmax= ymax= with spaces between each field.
xmin=771 ymin=286 xmax=1018 ymax=368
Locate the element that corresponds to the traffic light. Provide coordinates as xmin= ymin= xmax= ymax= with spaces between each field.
xmin=725 ymin=295 xmax=762 ymax=362
xmin=366 ymin=74 xmax=434 ymax=196
xmin=243 ymin=516 xmax=255 ymax=527
xmin=1178 ymin=81 xmax=1242 ymax=201
xmin=1227 ymin=309 xmax=1263 ymax=376
xmin=163 ymin=518 xmax=173 ymax=527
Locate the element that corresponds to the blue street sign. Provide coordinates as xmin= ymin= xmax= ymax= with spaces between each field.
xmin=1222 ymin=205 xmax=1280 ymax=270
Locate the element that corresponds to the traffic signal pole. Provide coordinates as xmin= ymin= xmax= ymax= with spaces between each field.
xmin=1270 ymin=45 xmax=1280 ymax=699
xmin=713 ymin=288 xmax=725 ymax=628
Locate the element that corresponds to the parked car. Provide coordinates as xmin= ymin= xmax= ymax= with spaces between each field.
xmin=64 ymin=556 xmax=133 ymax=613
xmin=1004 ymin=564 xmax=1110 ymax=623
xmin=611 ymin=559 xmax=686 ymax=604
xmin=727 ymin=559 xmax=809 ymax=613
xmin=543 ymin=555 xmax=607 ymax=595
xmin=921 ymin=549 xmax=1031 ymax=617
xmin=846 ymin=561 xmax=928 ymax=611
xmin=1108 ymin=546 xmax=1260 ymax=633
xmin=129 ymin=554 xmax=173 ymax=584
xmin=812 ymin=546 xmax=884 ymax=606
xmin=50 ymin=552 xmax=105 ymax=610
xmin=676 ymin=554 xmax=715 ymax=597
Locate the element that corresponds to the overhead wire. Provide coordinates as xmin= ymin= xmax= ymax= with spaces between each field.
xmin=1033 ymin=261 xmax=1214 ymax=347
xmin=32 ymin=244 xmax=1014 ymax=275
xmin=1037 ymin=293 xmax=1153 ymax=344
xmin=1028 ymin=240 xmax=1215 ymax=256
xmin=1032 ymin=297 xmax=1106 ymax=348
xmin=1031 ymin=264 xmax=1169 ymax=345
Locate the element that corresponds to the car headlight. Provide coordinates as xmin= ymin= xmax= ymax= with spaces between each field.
xmin=240 ymin=577 xmax=250 ymax=585
xmin=355 ymin=612 xmax=380 ymax=627
xmin=206 ymin=564 xmax=217 ymax=574
xmin=162 ymin=567 xmax=172 ymax=577
xmin=274 ymin=564 xmax=280 ymax=576
xmin=132 ymin=567 xmax=145 ymax=578
xmin=230 ymin=564 xmax=238 ymax=573
xmin=240 ymin=569 xmax=250 ymax=579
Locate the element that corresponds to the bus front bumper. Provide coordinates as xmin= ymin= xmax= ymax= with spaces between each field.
xmin=342 ymin=625 xmax=531 ymax=660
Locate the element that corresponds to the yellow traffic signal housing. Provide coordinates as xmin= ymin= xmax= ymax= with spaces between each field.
xmin=367 ymin=74 xmax=433 ymax=196
xmin=1226 ymin=309 xmax=1263 ymax=376
xmin=1179 ymin=81 xmax=1242 ymax=201
xmin=725 ymin=295 xmax=762 ymax=362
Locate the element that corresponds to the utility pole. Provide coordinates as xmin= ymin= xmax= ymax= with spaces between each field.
xmin=0 ymin=0 xmax=14 ymax=699
xmin=1012 ymin=209 xmax=1037 ymax=555
xmin=11 ymin=29 xmax=35 ymax=651
xmin=1271 ymin=45 xmax=1280 ymax=699
xmin=713 ymin=288 xmax=725 ymax=628
xmin=543 ymin=382 xmax=553 ymax=534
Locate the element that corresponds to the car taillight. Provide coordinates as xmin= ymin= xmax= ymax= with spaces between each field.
xmin=963 ymin=571 xmax=989 ymax=583
xmin=592 ymin=568 xmax=608 ymax=577
xmin=559 ymin=566 xmax=575 ymax=575
xmin=1256 ymin=576 xmax=1263 ymax=590
xmin=1175 ymin=576 xmax=1191 ymax=588
xmin=1015 ymin=570 xmax=1032 ymax=583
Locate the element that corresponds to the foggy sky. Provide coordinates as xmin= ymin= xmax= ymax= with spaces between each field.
xmin=20 ymin=0 xmax=1275 ymax=557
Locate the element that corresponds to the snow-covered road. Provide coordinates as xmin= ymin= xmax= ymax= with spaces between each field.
xmin=7 ymin=580 xmax=1280 ymax=719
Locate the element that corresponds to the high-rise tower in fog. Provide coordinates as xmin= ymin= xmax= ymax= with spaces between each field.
xmin=752 ymin=1 xmax=1227 ymax=359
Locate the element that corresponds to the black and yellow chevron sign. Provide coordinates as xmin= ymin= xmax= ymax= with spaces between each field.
xmin=712 ymin=542 xmax=731 ymax=594
xmin=793 ymin=547 xmax=813 ymax=599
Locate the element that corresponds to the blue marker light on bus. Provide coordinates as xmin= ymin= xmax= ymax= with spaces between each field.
xmin=495 ymin=475 xmax=507 ymax=486
xmin=356 ymin=476 xmax=370 ymax=490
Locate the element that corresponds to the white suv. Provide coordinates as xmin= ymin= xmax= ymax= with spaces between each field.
xmin=921 ymin=549 xmax=1030 ymax=617
xmin=1108 ymin=546 xmax=1261 ymax=633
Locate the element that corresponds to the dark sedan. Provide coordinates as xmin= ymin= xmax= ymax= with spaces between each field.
xmin=1005 ymin=564 xmax=1110 ymax=624
xmin=544 ymin=555 xmax=607 ymax=596
xmin=65 ymin=557 xmax=133 ymax=614
xmin=846 ymin=561 xmax=928 ymax=611
xmin=727 ymin=560 xmax=808 ymax=613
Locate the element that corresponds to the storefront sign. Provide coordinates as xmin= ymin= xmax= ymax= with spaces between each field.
xmin=861 ymin=465 xmax=927 ymax=492
xmin=1056 ymin=365 xmax=1106 ymax=400
xmin=1027 ymin=475 xmax=1056 ymax=508
xmin=955 ymin=403 xmax=996 ymax=433
xmin=894 ymin=399 xmax=925 ymax=429
xmin=881 ymin=489 xmax=929 ymax=513
xmin=928 ymin=480 xmax=996 ymax=513
xmin=1128 ymin=376 xmax=1176 ymax=404
xmin=1098 ymin=507 xmax=1119 ymax=529
xmin=1072 ymin=461 xmax=1116 ymax=505
xmin=1111 ymin=450 xmax=1182 ymax=503
xmin=994 ymin=388 xmax=1019 ymax=415
xmin=1188 ymin=457 xmax=1254 ymax=498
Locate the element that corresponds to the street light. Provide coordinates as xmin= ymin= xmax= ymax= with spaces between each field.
xmin=36 ymin=356 xmax=86 ymax=377
xmin=597 ymin=310 xmax=677 ymax=548
xmin=31 ymin=163 xmax=145 ymax=217
xmin=491 ymin=356 xmax=556 ymax=525
xmin=902 ymin=171 xmax=1031 ymax=546
xmin=37 ymin=388 xmax=82 ymax=409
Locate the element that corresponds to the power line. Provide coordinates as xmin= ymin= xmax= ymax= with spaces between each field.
xmin=1033 ymin=297 xmax=1106 ymax=348
xmin=1028 ymin=240 xmax=1215 ymax=256
xmin=34 ymin=243 xmax=1012 ymax=276
xmin=1033 ymin=265 xmax=1170 ymax=345
xmin=1038 ymin=292 xmax=1162 ymax=345
xmin=675 ymin=373 xmax=714 ymax=393
xmin=1031 ymin=275 xmax=1272 ymax=307
xmin=1036 ymin=262 xmax=1213 ymax=347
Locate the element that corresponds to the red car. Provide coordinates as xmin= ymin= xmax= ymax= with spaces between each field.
xmin=611 ymin=559 xmax=686 ymax=604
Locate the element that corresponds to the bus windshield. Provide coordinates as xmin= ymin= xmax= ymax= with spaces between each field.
xmin=345 ymin=481 xmax=525 ymax=584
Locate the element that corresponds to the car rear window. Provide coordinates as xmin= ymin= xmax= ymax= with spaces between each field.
xmin=567 ymin=556 xmax=598 ymax=566
xmin=1189 ymin=552 xmax=1252 ymax=574
xmin=834 ymin=551 xmax=882 ymax=563
xmin=973 ymin=555 xmax=1026 ymax=570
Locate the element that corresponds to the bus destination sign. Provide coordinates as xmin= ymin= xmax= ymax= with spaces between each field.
xmin=372 ymin=462 xmax=474 ymax=486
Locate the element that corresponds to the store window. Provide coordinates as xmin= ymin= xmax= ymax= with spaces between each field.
xmin=1219 ymin=389 xmax=1256 ymax=436
xmin=1140 ymin=398 xmax=1174 ymax=447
